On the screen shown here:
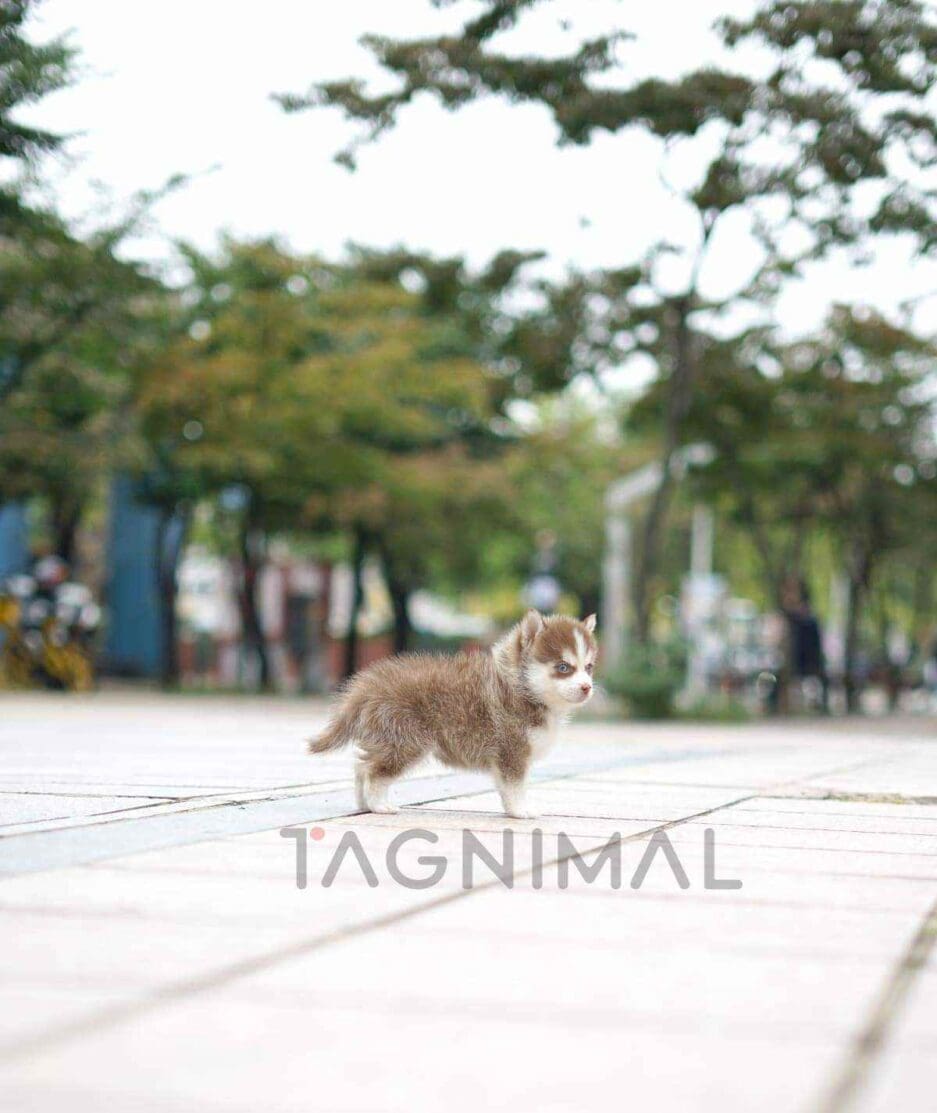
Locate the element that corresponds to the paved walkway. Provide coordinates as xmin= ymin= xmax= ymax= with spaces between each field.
xmin=1 ymin=692 xmax=935 ymax=1112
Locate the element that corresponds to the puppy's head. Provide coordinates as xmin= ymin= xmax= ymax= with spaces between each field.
xmin=511 ymin=610 xmax=598 ymax=709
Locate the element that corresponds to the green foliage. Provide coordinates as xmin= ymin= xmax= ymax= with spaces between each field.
xmin=281 ymin=0 xmax=937 ymax=651
xmin=603 ymin=639 xmax=688 ymax=720
xmin=678 ymin=695 xmax=751 ymax=724
xmin=281 ymin=0 xmax=937 ymax=267
xmin=720 ymin=1 xmax=937 ymax=95
xmin=4 ymin=0 xmax=934 ymax=690
xmin=683 ymin=307 xmax=936 ymax=587
xmin=0 ymin=206 xmax=161 ymax=556
xmin=502 ymin=404 xmax=628 ymax=612
xmin=133 ymin=239 xmax=517 ymax=585
xmin=0 ymin=1 xmax=73 ymax=165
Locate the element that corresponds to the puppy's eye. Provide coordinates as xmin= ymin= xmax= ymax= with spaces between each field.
xmin=556 ymin=662 xmax=572 ymax=674
xmin=585 ymin=663 xmax=594 ymax=674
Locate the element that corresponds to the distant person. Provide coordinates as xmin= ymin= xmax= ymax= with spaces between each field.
xmin=923 ymin=636 xmax=937 ymax=709
xmin=781 ymin=577 xmax=829 ymax=713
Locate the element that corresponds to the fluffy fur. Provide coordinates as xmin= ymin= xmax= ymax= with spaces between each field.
xmin=308 ymin=610 xmax=597 ymax=818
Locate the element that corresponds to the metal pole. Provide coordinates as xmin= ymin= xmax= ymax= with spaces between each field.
xmin=684 ymin=504 xmax=716 ymax=698
xmin=602 ymin=513 xmax=630 ymax=670
xmin=690 ymin=504 xmax=714 ymax=577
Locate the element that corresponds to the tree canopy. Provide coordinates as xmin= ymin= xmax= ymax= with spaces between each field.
xmin=279 ymin=0 xmax=937 ymax=649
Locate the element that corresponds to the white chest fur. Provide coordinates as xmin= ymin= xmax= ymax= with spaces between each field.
xmin=528 ymin=711 xmax=567 ymax=762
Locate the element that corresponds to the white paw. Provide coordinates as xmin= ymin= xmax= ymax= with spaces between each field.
xmin=368 ymin=802 xmax=398 ymax=815
xmin=506 ymin=809 xmax=537 ymax=820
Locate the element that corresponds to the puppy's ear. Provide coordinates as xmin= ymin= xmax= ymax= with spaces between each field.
xmin=519 ymin=609 xmax=544 ymax=644
xmin=582 ymin=613 xmax=597 ymax=634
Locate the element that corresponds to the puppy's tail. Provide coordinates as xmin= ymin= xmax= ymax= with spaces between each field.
xmin=307 ymin=708 xmax=357 ymax=755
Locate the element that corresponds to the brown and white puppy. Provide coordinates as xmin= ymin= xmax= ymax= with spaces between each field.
xmin=308 ymin=610 xmax=597 ymax=817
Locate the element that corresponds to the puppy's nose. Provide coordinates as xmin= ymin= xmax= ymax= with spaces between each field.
xmin=580 ymin=683 xmax=592 ymax=694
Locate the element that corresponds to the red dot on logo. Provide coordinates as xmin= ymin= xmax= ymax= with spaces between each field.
xmin=310 ymin=827 xmax=326 ymax=841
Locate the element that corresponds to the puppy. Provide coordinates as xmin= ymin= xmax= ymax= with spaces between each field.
xmin=308 ymin=610 xmax=597 ymax=817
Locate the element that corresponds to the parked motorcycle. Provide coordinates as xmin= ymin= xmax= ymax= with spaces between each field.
xmin=0 ymin=558 xmax=101 ymax=691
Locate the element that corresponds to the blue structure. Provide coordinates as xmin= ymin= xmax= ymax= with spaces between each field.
xmin=0 ymin=503 xmax=29 ymax=578
xmin=104 ymin=477 xmax=163 ymax=676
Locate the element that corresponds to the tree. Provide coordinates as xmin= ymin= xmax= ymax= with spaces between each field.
xmin=279 ymin=0 xmax=937 ymax=645
xmin=138 ymin=239 xmax=511 ymax=683
xmin=682 ymin=307 xmax=936 ymax=711
xmin=339 ymin=447 xmax=511 ymax=655
xmin=0 ymin=0 xmax=76 ymax=403
xmin=134 ymin=239 xmax=328 ymax=688
xmin=0 ymin=0 xmax=72 ymax=168
xmin=292 ymin=255 xmax=509 ymax=661
xmin=0 ymin=211 xmax=161 ymax=561
xmin=503 ymin=403 xmax=628 ymax=620
xmin=298 ymin=245 xmax=565 ymax=664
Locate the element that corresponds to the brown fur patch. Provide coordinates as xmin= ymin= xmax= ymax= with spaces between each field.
xmin=532 ymin=616 xmax=597 ymax=665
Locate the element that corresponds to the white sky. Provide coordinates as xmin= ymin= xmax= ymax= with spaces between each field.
xmin=20 ymin=0 xmax=937 ymax=346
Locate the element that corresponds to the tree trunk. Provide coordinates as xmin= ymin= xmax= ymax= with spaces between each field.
xmin=378 ymin=542 xmax=413 ymax=654
xmin=912 ymin=560 xmax=934 ymax=638
xmin=155 ymin=506 xmax=190 ymax=689
xmin=343 ymin=528 xmax=367 ymax=680
xmin=843 ymin=572 xmax=866 ymax=715
xmin=579 ymin=588 xmax=601 ymax=624
xmin=51 ymin=497 xmax=82 ymax=568
xmin=388 ymin=582 xmax=412 ymax=654
xmin=238 ymin=509 xmax=271 ymax=692
xmin=632 ymin=297 xmax=695 ymax=644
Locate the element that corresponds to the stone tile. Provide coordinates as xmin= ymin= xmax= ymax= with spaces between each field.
xmin=0 ymin=782 xmax=241 ymax=796
xmin=0 ymin=992 xmax=846 ymax=1113
xmin=0 ymin=985 xmax=136 ymax=1050
xmin=0 ymin=911 xmax=327 ymax=990
xmin=733 ymin=814 xmax=937 ymax=839
xmin=798 ymin=748 xmax=937 ymax=800
xmin=404 ymin=884 xmax=923 ymax=961
xmin=735 ymin=797 xmax=937 ymax=824
xmin=0 ymin=859 xmax=430 ymax=923
xmin=678 ymin=816 xmax=937 ymax=856
xmin=395 ymin=807 xmax=659 ymax=840
xmin=849 ymin=1049 xmax=937 ymax=1113
xmin=1 ymin=695 xmax=934 ymax=1113
xmin=882 ymin=967 xmax=937 ymax=1044
xmin=421 ymin=784 xmax=741 ymax=821
xmin=533 ymin=844 xmax=937 ymax=913
xmin=0 ymin=794 xmax=174 ymax=826
xmin=225 ymin=921 xmax=889 ymax=1035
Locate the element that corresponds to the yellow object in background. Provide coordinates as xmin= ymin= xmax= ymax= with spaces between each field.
xmin=0 ymin=592 xmax=94 ymax=692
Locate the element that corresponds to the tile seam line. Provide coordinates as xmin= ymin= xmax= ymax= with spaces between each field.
xmin=0 ymin=775 xmax=497 ymax=848
xmin=813 ymin=893 xmax=937 ymax=1113
xmin=0 ymin=757 xmax=630 ymax=848
xmin=0 ymin=749 xmax=883 ymax=876
xmin=0 ymin=798 xmax=185 ymax=833
xmin=0 ymin=791 xmax=757 ymax=1065
xmin=0 ymin=749 xmax=725 ymax=872
xmin=0 ymin=790 xmax=185 ymax=800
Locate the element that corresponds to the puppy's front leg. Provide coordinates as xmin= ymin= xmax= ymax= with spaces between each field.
xmin=494 ymin=770 xmax=536 ymax=820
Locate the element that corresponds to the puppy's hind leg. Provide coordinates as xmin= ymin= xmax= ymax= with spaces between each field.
xmin=365 ymin=774 xmax=398 ymax=815
xmin=353 ymin=758 xmax=368 ymax=812
xmin=357 ymin=711 xmax=430 ymax=815
xmin=361 ymin=740 xmax=426 ymax=815
xmin=353 ymin=754 xmax=396 ymax=814
xmin=362 ymin=753 xmax=406 ymax=814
